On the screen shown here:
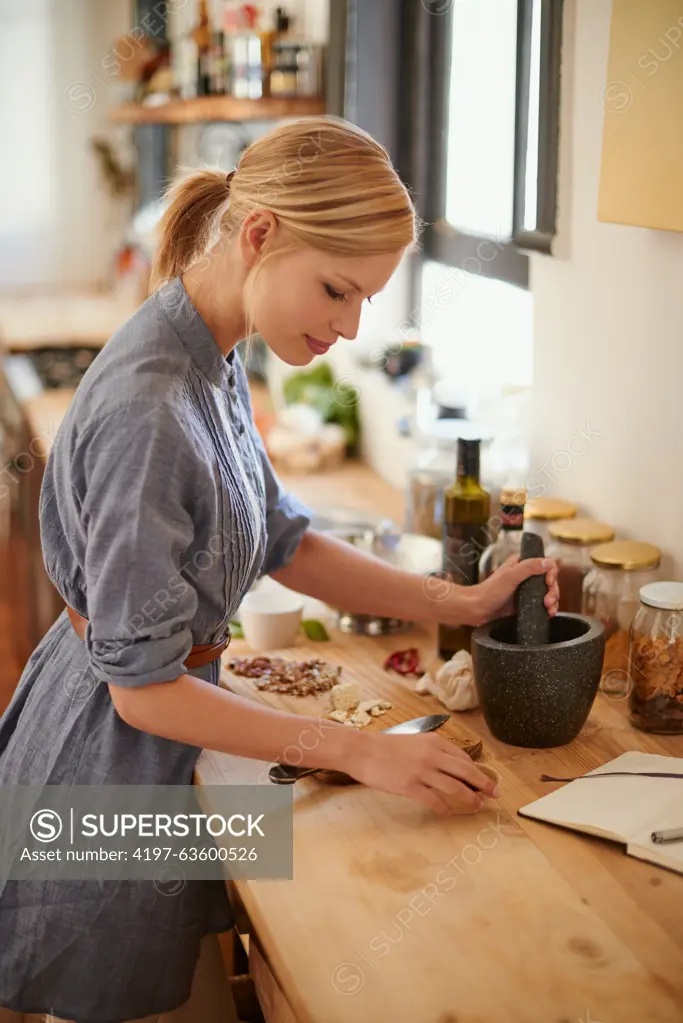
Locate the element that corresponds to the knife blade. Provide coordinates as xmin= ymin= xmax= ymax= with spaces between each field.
xmin=269 ymin=713 xmax=451 ymax=785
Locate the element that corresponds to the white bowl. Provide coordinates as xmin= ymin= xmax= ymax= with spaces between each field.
xmin=238 ymin=585 xmax=305 ymax=651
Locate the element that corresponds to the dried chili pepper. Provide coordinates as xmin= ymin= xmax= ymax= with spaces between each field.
xmin=383 ymin=647 xmax=422 ymax=677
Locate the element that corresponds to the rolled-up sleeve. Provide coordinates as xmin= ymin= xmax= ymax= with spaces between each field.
xmin=78 ymin=403 xmax=200 ymax=688
xmin=253 ymin=432 xmax=313 ymax=576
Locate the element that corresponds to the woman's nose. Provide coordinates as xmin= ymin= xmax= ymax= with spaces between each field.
xmin=332 ymin=304 xmax=362 ymax=341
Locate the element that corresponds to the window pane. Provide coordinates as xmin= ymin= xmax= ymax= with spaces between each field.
xmin=445 ymin=0 xmax=518 ymax=240
xmin=420 ymin=259 xmax=533 ymax=406
xmin=523 ymin=0 xmax=542 ymax=231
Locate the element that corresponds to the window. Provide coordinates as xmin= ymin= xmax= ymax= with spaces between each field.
xmin=410 ymin=0 xmax=563 ymax=283
xmin=420 ymin=259 xmax=534 ymax=404
xmin=397 ymin=0 xmax=562 ymax=402
xmin=444 ymin=0 xmax=519 ymax=242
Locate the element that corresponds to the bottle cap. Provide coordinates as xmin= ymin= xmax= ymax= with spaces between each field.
xmin=276 ymin=5 xmax=290 ymax=31
xmin=548 ymin=518 xmax=615 ymax=545
xmin=457 ymin=437 xmax=481 ymax=478
xmin=525 ymin=497 xmax=577 ymax=521
xmin=590 ymin=541 xmax=661 ymax=571
xmin=500 ymin=487 xmax=526 ymax=508
xmin=639 ymin=581 xmax=683 ymax=610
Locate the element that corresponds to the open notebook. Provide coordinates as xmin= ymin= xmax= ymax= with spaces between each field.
xmin=518 ymin=752 xmax=683 ymax=875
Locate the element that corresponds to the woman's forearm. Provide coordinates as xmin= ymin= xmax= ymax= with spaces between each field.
xmin=271 ymin=529 xmax=476 ymax=625
xmin=109 ymin=673 xmax=364 ymax=767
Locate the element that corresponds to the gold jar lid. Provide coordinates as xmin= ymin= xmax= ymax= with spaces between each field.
xmin=549 ymin=517 xmax=616 ymax=545
xmin=525 ymin=497 xmax=577 ymax=521
xmin=501 ymin=487 xmax=527 ymax=506
xmin=590 ymin=540 xmax=661 ymax=570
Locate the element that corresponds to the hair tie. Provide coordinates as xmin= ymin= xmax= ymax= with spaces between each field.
xmin=226 ymin=170 xmax=236 ymax=191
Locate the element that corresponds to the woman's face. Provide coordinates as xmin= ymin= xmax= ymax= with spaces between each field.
xmin=242 ymin=220 xmax=405 ymax=366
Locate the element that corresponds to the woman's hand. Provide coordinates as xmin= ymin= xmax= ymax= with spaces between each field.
xmin=348 ymin=731 xmax=500 ymax=815
xmin=470 ymin=555 xmax=559 ymax=626
xmin=439 ymin=555 xmax=559 ymax=629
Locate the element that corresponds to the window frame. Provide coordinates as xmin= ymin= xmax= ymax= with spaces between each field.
xmin=405 ymin=0 xmax=563 ymax=291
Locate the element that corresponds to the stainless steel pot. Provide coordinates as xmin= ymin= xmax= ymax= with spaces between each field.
xmin=324 ymin=526 xmax=443 ymax=635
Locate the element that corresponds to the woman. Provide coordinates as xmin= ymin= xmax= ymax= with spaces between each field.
xmin=0 ymin=117 xmax=558 ymax=1022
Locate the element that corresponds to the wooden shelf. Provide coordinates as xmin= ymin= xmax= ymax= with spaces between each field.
xmin=109 ymin=95 xmax=326 ymax=125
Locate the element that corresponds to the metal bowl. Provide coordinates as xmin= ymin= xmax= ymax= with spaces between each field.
xmin=324 ymin=528 xmax=443 ymax=635
xmin=309 ymin=505 xmax=385 ymax=532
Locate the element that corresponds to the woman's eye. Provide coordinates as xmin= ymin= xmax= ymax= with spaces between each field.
xmin=324 ymin=283 xmax=347 ymax=303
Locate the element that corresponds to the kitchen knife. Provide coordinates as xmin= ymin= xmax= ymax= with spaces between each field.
xmin=269 ymin=713 xmax=451 ymax=785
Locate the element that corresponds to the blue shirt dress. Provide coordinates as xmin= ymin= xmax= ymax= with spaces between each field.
xmin=0 ymin=277 xmax=312 ymax=1022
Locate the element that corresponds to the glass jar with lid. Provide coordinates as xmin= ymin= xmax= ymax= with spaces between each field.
xmin=524 ymin=497 xmax=577 ymax=546
xmin=582 ymin=541 xmax=662 ymax=679
xmin=629 ymin=582 xmax=683 ymax=734
xmin=404 ymin=438 xmax=458 ymax=539
xmin=547 ymin=518 xmax=616 ymax=613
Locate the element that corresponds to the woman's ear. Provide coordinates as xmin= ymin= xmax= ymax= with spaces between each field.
xmin=239 ymin=210 xmax=279 ymax=267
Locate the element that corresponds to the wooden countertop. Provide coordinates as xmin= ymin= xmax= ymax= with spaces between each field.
xmin=18 ymin=368 xmax=683 ymax=1019
xmin=196 ymin=628 xmax=683 ymax=1023
xmin=0 ymin=291 xmax=138 ymax=351
xmin=21 ymin=389 xmax=77 ymax=454
xmin=266 ymin=461 xmax=404 ymax=526
xmin=18 ymin=387 xmax=405 ymax=528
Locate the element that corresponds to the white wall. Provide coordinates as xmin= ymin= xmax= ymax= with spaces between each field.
xmin=0 ymin=0 xmax=131 ymax=290
xmin=529 ymin=0 xmax=683 ymax=577
xmin=301 ymin=0 xmax=329 ymax=41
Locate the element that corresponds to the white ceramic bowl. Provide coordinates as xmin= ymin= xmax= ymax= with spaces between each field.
xmin=238 ymin=585 xmax=305 ymax=651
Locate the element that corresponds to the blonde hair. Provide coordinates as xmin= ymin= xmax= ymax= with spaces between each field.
xmin=149 ymin=116 xmax=419 ymax=294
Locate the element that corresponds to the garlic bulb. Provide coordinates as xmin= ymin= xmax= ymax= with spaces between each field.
xmin=435 ymin=651 xmax=478 ymax=711
xmin=415 ymin=651 xmax=478 ymax=711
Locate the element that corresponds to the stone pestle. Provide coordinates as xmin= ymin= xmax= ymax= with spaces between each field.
xmin=515 ymin=532 xmax=551 ymax=646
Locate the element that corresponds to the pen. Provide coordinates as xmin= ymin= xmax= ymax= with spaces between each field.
xmin=650 ymin=827 xmax=683 ymax=844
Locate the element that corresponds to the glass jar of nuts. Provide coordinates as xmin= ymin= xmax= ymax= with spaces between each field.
xmin=629 ymin=582 xmax=683 ymax=735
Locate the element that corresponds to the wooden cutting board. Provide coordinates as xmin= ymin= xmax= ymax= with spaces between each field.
xmin=218 ymin=625 xmax=484 ymax=761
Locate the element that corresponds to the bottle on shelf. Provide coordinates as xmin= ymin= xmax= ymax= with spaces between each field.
xmin=270 ymin=6 xmax=301 ymax=97
xmin=228 ymin=2 xmax=265 ymax=99
xmin=223 ymin=0 xmax=241 ymax=36
xmin=257 ymin=6 xmax=284 ymax=98
xmin=221 ymin=0 xmax=241 ymax=96
xmin=479 ymin=486 xmax=527 ymax=581
xmin=210 ymin=21 xmax=227 ymax=94
xmin=437 ymin=438 xmax=491 ymax=661
xmin=192 ymin=0 xmax=213 ymax=96
xmin=175 ymin=35 xmax=198 ymax=99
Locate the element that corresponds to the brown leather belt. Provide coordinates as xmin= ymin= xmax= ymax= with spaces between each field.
xmin=65 ymin=605 xmax=231 ymax=670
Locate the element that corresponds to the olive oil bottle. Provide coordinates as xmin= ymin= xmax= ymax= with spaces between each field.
xmin=438 ymin=438 xmax=490 ymax=659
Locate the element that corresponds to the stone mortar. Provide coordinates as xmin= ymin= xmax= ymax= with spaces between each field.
xmin=471 ymin=613 xmax=605 ymax=748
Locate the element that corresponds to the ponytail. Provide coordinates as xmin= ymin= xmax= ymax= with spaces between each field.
xmin=149 ymin=168 xmax=230 ymax=292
